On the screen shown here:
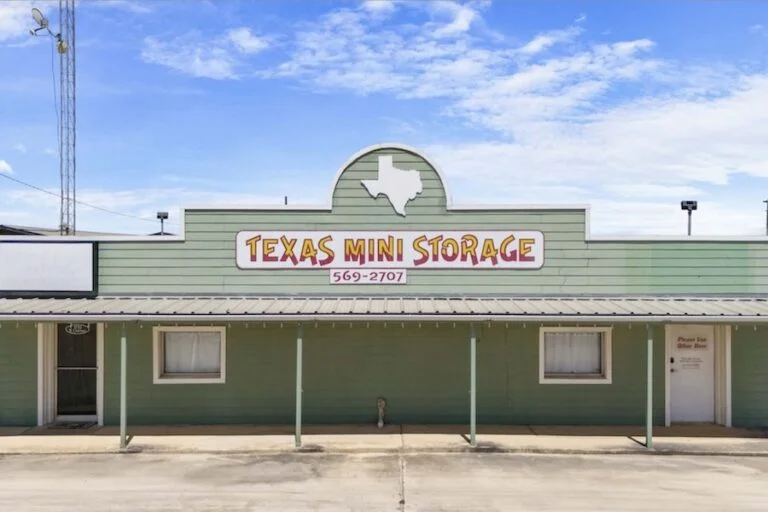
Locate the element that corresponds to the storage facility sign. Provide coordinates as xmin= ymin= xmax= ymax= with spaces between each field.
xmin=236 ymin=231 xmax=544 ymax=273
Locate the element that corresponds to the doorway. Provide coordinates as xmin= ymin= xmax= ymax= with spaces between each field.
xmin=56 ymin=323 xmax=97 ymax=420
xmin=665 ymin=324 xmax=731 ymax=426
xmin=37 ymin=323 xmax=104 ymax=426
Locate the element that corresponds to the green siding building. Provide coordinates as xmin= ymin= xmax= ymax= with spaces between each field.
xmin=1 ymin=143 xmax=767 ymax=447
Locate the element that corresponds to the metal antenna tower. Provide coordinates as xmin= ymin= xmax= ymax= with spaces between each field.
xmin=31 ymin=1 xmax=77 ymax=235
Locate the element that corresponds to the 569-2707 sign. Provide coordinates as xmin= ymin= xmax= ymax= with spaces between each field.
xmin=330 ymin=269 xmax=407 ymax=285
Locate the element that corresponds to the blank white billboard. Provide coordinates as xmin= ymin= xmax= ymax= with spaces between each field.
xmin=0 ymin=242 xmax=95 ymax=293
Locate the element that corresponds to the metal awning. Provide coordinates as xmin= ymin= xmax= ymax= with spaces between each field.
xmin=1 ymin=296 xmax=768 ymax=323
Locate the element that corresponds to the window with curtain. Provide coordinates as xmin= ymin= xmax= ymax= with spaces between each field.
xmin=542 ymin=330 xmax=607 ymax=380
xmin=153 ymin=327 xmax=226 ymax=383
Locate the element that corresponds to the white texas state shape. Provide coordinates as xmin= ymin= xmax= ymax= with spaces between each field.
xmin=360 ymin=155 xmax=423 ymax=216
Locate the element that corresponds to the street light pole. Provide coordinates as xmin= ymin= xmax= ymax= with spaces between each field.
xmin=156 ymin=211 xmax=168 ymax=235
xmin=680 ymin=201 xmax=697 ymax=236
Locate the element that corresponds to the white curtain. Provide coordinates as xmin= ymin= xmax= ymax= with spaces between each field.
xmin=163 ymin=332 xmax=221 ymax=374
xmin=544 ymin=331 xmax=602 ymax=374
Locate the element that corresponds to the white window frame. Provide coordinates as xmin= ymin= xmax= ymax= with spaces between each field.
xmin=152 ymin=326 xmax=226 ymax=384
xmin=539 ymin=326 xmax=613 ymax=385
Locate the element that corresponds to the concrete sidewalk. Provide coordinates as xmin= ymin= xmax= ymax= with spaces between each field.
xmin=0 ymin=424 xmax=766 ymax=457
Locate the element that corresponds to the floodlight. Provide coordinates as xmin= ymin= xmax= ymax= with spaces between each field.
xmin=31 ymin=8 xmax=47 ymax=29
xmin=680 ymin=201 xmax=697 ymax=211
xmin=680 ymin=200 xmax=698 ymax=236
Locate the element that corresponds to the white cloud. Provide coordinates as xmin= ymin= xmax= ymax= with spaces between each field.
xmin=142 ymin=27 xmax=270 ymax=79
xmin=269 ymin=4 xmax=768 ymax=235
xmin=0 ymin=160 xmax=13 ymax=174
xmin=86 ymin=0 xmax=153 ymax=14
xmin=430 ymin=1 xmax=484 ymax=38
xmin=362 ymin=0 xmax=397 ymax=15
xmin=12 ymin=143 xmax=27 ymax=154
xmin=601 ymin=184 xmax=704 ymax=199
xmin=142 ymin=34 xmax=239 ymax=80
xmin=43 ymin=148 xmax=56 ymax=156
xmin=517 ymin=26 xmax=582 ymax=56
xmin=749 ymin=24 xmax=764 ymax=33
xmin=227 ymin=27 xmax=269 ymax=54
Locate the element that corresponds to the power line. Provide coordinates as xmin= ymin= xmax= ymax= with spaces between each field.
xmin=0 ymin=172 xmax=175 ymax=225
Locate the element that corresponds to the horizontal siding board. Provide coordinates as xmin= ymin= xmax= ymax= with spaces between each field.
xmin=94 ymin=284 xmax=758 ymax=295
xmin=183 ymin=213 xmax=588 ymax=225
xmin=731 ymin=327 xmax=768 ymax=427
xmin=96 ymin=266 xmax=757 ymax=278
xmin=0 ymin=324 xmax=37 ymax=426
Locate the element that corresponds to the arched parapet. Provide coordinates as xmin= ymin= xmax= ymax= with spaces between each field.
xmin=330 ymin=143 xmax=451 ymax=218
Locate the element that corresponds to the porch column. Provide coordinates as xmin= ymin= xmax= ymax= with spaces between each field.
xmin=646 ymin=325 xmax=653 ymax=450
xmin=470 ymin=323 xmax=477 ymax=447
xmin=295 ymin=324 xmax=303 ymax=448
xmin=120 ymin=325 xmax=127 ymax=450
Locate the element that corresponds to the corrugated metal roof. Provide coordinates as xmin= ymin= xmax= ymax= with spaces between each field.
xmin=1 ymin=296 xmax=768 ymax=322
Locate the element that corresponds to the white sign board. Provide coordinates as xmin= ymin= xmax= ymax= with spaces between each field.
xmin=0 ymin=242 xmax=95 ymax=294
xmin=236 ymin=231 xmax=544 ymax=270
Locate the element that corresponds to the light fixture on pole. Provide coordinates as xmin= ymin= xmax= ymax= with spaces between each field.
xmin=156 ymin=211 xmax=168 ymax=235
xmin=29 ymin=8 xmax=49 ymax=34
xmin=680 ymin=200 xmax=697 ymax=236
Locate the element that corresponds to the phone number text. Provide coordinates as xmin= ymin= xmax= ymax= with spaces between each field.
xmin=330 ymin=269 xmax=407 ymax=285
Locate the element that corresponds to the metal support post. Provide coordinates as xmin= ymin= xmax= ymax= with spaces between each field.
xmin=295 ymin=324 xmax=303 ymax=448
xmin=646 ymin=325 xmax=654 ymax=450
xmin=470 ymin=323 xmax=477 ymax=447
xmin=120 ymin=325 xmax=127 ymax=450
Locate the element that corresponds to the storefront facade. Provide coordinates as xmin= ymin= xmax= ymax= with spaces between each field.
xmin=1 ymin=143 xmax=767 ymax=447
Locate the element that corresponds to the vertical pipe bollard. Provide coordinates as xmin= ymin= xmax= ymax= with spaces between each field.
xmin=295 ymin=324 xmax=303 ymax=448
xmin=646 ymin=325 xmax=654 ymax=450
xmin=120 ymin=325 xmax=127 ymax=450
xmin=470 ymin=323 xmax=477 ymax=448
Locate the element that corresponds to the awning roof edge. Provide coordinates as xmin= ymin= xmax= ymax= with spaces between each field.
xmin=0 ymin=313 xmax=766 ymax=324
xmin=2 ymin=296 xmax=768 ymax=323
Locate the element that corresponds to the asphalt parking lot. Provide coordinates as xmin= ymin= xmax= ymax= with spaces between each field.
xmin=0 ymin=452 xmax=766 ymax=511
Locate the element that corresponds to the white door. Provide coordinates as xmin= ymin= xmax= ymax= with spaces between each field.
xmin=668 ymin=325 xmax=715 ymax=423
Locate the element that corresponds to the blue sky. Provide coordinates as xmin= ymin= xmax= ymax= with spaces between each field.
xmin=1 ymin=0 xmax=768 ymax=235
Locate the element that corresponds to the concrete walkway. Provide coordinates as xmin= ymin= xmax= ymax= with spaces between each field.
xmin=0 ymin=424 xmax=766 ymax=457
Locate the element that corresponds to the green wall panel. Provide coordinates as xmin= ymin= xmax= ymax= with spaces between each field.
xmin=102 ymin=322 xmax=668 ymax=426
xmin=0 ymin=324 xmax=37 ymax=426
xmin=477 ymin=324 xmax=665 ymax=425
xmin=103 ymin=324 xmax=295 ymax=425
xmin=731 ymin=326 xmax=768 ymax=427
xmin=303 ymin=325 xmax=469 ymax=424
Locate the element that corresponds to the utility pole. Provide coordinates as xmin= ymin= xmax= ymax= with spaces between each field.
xmin=30 ymin=1 xmax=77 ymax=235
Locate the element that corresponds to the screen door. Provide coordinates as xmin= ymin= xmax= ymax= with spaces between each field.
xmin=56 ymin=323 xmax=97 ymax=418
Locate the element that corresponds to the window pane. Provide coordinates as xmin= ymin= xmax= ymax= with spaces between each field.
xmin=544 ymin=331 xmax=602 ymax=375
xmin=163 ymin=331 xmax=221 ymax=374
